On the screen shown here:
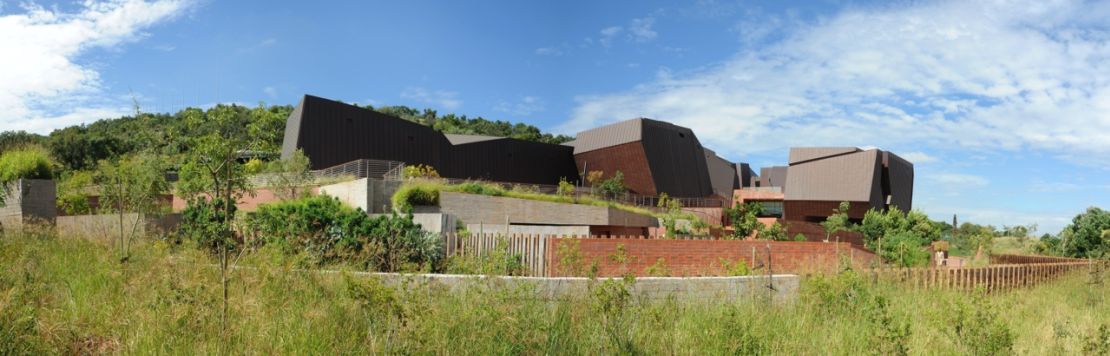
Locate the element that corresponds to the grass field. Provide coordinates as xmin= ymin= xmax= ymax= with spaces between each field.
xmin=1 ymin=233 xmax=1107 ymax=355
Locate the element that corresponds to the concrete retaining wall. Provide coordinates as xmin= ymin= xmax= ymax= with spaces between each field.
xmin=467 ymin=223 xmax=590 ymax=237
xmin=1 ymin=179 xmax=57 ymax=231
xmin=318 ymin=178 xmax=401 ymax=213
xmin=56 ymin=213 xmax=181 ymax=241
xmin=437 ymin=192 xmax=658 ymax=227
xmin=351 ymin=271 xmax=799 ymax=302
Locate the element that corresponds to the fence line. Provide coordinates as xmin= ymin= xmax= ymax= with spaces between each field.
xmin=873 ymin=260 xmax=1106 ymax=293
xmin=443 ymin=233 xmax=550 ymax=277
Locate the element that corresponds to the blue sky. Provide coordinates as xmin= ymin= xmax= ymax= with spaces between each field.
xmin=1 ymin=0 xmax=1107 ymax=233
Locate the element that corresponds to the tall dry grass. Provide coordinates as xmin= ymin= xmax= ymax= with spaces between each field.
xmin=1 ymin=232 xmax=1107 ymax=355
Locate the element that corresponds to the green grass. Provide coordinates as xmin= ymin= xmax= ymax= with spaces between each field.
xmin=2 ymin=233 xmax=1108 ymax=354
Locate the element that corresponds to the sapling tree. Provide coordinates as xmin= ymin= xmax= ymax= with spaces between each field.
xmin=725 ymin=202 xmax=764 ymax=239
xmin=264 ymin=149 xmax=313 ymax=200
xmin=175 ymin=104 xmax=267 ymax=337
xmin=96 ymin=153 xmax=170 ymax=262
xmin=821 ymin=201 xmax=852 ymax=242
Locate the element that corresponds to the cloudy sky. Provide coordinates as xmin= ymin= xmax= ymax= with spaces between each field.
xmin=1 ymin=0 xmax=1107 ymax=233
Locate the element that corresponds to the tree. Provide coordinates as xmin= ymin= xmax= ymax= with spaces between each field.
xmin=175 ymin=104 xmax=267 ymax=335
xmin=1059 ymin=207 xmax=1110 ymax=258
xmin=264 ymin=149 xmax=314 ymax=200
xmin=821 ymin=202 xmax=853 ymax=242
xmin=95 ymin=154 xmax=170 ymax=262
xmin=725 ymin=202 xmax=764 ymax=239
xmin=859 ymin=207 xmax=945 ymax=266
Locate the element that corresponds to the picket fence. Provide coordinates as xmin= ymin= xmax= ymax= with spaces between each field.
xmin=440 ymin=233 xmax=731 ymax=277
xmin=873 ymin=258 xmax=1106 ymax=293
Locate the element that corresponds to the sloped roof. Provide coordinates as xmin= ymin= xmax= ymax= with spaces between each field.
xmin=569 ymin=118 xmax=644 ymax=154
xmin=788 ymin=147 xmax=860 ymax=165
xmin=784 ymin=149 xmax=882 ymax=204
xmin=444 ymin=134 xmax=504 ymax=145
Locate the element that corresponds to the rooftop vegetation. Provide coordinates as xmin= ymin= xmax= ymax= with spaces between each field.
xmin=390 ymin=179 xmax=704 ymax=225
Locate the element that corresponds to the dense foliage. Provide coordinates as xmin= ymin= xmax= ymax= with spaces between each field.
xmin=1042 ymin=207 xmax=1110 ymax=258
xmin=725 ymin=202 xmax=764 ymax=239
xmin=0 ymin=146 xmax=55 ymax=182
xmin=4 ymin=101 xmax=568 ymax=177
xmin=858 ymin=208 xmax=944 ymax=267
xmin=246 ymin=195 xmax=441 ymax=271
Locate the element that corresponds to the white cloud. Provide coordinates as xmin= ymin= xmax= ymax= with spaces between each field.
xmin=930 ymin=173 xmax=989 ymax=187
xmin=627 ymin=17 xmax=656 ymax=42
xmin=598 ymin=26 xmax=622 ymax=47
xmin=494 ymin=96 xmax=545 ymax=116
xmin=400 ymin=87 xmax=461 ymax=110
xmin=534 ymin=46 xmax=563 ymax=56
xmin=564 ymin=0 xmax=1110 ymax=167
xmin=900 ymin=151 xmax=937 ymax=164
xmin=0 ymin=0 xmax=192 ymax=133
xmin=263 ymin=86 xmax=277 ymax=98
xmin=237 ymin=37 xmax=277 ymax=53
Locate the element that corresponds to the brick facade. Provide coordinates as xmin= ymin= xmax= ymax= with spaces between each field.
xmin=573 ymin=141 xmax=656 ymax=195
xmin=783 ymin=200 xmax=872 ymax=222
xmin=545 ymin=238 xmax=875 ymax=277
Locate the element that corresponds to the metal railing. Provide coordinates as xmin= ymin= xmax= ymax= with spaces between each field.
xmin=311 ymin=159 xmax=405 ymax=180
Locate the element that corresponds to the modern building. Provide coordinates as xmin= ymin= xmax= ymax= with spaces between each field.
xmin=281 ymin=95 xmax=581 ymax=186
xmin=782 ymin=147 xmax=913 ymax=222
xmin=566 ymin=118 xmax=739 ymax=200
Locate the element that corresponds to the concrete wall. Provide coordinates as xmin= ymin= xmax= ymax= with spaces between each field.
xmin=1 ymin=179 xmax=57 ymax=231
xmin=56 ymin=213 xmax=181 ymax=241
xmin=319 ymin=178 xmax=370 ymax=211
xmin=353 ymin=271 xmax=799 ymax=302
xmin=467 ymin=223 xmax=590 ymax=237
xmin=545 ymin=238 xmax=876 ymax=277
xmin=318 ymin=178 xmax=401 ymax=213
xmin=437 ymin=192 xmax=657 ymax=227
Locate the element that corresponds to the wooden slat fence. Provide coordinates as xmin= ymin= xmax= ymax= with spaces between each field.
xmin=874 ymin=260 xmax=1107 ymax=293
xmin=443 ymin=233 xmax=550 ymax=277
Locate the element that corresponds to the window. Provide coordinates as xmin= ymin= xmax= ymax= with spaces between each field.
xmin=756 ymin=201 xmax=783 ymax=217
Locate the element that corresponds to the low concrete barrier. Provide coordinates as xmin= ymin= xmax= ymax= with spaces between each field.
xmin=346 ymin=271 xmax=800 ymax=302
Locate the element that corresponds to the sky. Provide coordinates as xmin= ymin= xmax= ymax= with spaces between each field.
xmin=1 ymin=0 xmax=1108 ymax=233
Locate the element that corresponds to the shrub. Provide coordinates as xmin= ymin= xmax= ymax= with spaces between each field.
xmin=0 ymin=146 xmax=54 ymax=182
xmin=760 ymin=222 xmax=787 ymax=241
xmin=947 ymin=293 xmax=1014 ymax=355
xmin=794 ymin=233 xmax=808 ymax=242
xmin=178 ymin=197 xmax=237 ymax=251
xmin=595 ymin=171 xmax=627 ymax=199
xmin=391 ymin=182 xmax=441 ymax=212
xmin=247 ymin=195 xmax=441 ymax=272
xmin=719 ymin=258 xmax=750 ymax=276
xmin=402 ymin=164 xmax=440 ymax=179
xmin=556 ymin=178 xmax=575 ymax=196
xmin=878 ymin=231 xmax=931 ymax=268
xmin=451 ymin=181 xmax=505 ymax=196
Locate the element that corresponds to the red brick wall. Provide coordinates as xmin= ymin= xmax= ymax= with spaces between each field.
xmin=783 ymin=200 xmax=873 ymax=221
xmin=574 ymin=141 xmax=656 ymax=195
xmin=783 ymin=221 xmax=867 ymax=246
xmin=545 ymin=238 xmax=875 ymax=277
xmin=171 ymin=187 xmax=320 ymax=213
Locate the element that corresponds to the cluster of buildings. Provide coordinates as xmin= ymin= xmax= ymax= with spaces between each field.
xmin=284 ymin=94 xmax=915 ymax=241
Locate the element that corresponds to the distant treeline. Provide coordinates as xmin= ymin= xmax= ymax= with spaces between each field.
xmin=0 ymin=102 xmax=572 ymax=172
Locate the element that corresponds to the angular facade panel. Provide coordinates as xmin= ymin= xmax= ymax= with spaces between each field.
xmin=283 ymin=95 xmax=579 ymax=185
xmin=782 ymin=147 xmax=914 ymax=222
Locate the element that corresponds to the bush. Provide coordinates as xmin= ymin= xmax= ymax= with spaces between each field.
xmin=177 ymin=197 xmax=237 ymax=251
xmin=556 ymin=178 xmax=575 ymax=196
xmin=595 ymin=171 xmax=627 ymax=199
xmin=759 ymin=222 xmax=787 ymax=241
xmin=402 ymin=164 xmax=440 ymax=179
xmin=0 ymin=146 xmax=54 ymax=182
xmin=247 ymin=195 xmax=441 ymax=272
xmin=452 ymin=181 xmax=505 ymax=196
xmin=947 ymin=294 xmax=1014 ymax=355
xmin=794 ymin=233 xmax=808 ymax=242
xmin=878 ymin=231 xmax=931 ymax=267
xmin=391 ymin=182 xmax=441 ymax=212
